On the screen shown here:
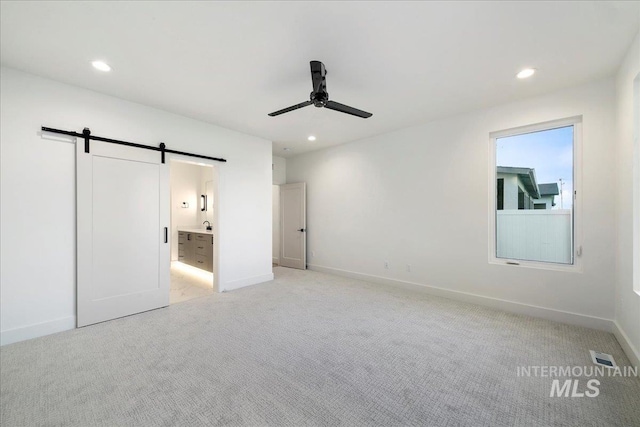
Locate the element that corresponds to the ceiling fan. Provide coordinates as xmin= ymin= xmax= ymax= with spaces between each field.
xmin=268 ymin=61 xmax=372 ymax=119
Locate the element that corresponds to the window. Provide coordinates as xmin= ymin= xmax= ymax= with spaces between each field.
xmin=489 ymin=117 xmax=581 ymax=269
xmin=518 ymin=189 xmax=525 ymax=210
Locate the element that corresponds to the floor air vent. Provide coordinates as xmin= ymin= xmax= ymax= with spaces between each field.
xmin=590 ymin=350 xmax=616 ymax=367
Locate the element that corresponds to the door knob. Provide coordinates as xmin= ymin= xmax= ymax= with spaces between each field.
xmin=298 ymin=228 xmax=305 ymax=232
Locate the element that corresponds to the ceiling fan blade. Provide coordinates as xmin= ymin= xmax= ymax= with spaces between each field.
xmin=324 ymin=100 xmax=372 ymax=118
xmin=310 ymin=61 xmax=326 ymax=94
xmin=268 ymin=100 xmax=313 ymax=117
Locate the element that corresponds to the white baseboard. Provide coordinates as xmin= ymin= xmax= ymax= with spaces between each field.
xmin=223 ymin=272 xmax=274 ymax=292
xmin=1 ymin=316 xmax=76 ymax=346
xmin=612 ymin=321 xmax=640 ymax=370
xmin=308 ymin=264 xmax=614 ymax=332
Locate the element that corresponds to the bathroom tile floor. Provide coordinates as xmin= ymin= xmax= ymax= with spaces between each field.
xmin=170 ymin=261 xmax=214 ymax=304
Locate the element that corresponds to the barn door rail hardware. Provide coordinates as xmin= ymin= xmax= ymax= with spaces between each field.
xmin=41 ymin=126 xmax=227 ymax=164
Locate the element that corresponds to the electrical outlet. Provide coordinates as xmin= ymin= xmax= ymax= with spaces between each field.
xmin=384 ymin=260 xmax=389 ymax=269
xmin=311 ymin=251 xmax=316 ymax=257
xmin=406 ymin=264 xmax=411 ymax=272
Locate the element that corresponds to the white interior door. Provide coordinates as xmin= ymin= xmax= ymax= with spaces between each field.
xmin=77 ymin=140 xmax=170 ymax=327
xmin=280 ymin=182 xmax=306 ymax=269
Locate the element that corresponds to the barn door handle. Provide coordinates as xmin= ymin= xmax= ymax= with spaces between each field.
xmin=164 ymin=227 xmax=168 ymax=243
xmin=298 ymin=228 xmax=305 ymax=232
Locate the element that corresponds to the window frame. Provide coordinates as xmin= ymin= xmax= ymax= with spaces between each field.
xmin=633 ymin=75 xmax=640 ymax=295
xmin=488 ymin=116 xmax=583 ymax=272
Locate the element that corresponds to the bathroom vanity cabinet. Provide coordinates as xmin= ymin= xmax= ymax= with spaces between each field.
xmin=178 ymin=231 xmax=214 ymax=272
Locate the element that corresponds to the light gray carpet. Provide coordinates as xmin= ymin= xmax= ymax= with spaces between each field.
xmin=1 ymin=267 xmax=639 ymax=426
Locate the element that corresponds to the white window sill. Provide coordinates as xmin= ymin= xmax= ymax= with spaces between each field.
xmin=489 ymin=258 xmax=583 ymax=273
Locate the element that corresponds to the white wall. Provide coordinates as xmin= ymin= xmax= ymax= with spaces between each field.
xmin=614 ymin=32 xmax=640 ymax=366
xmin=273 ymin=185 xmax=281 ymax=264
xmin=497 ymin=174 xmax=520 ymax=210
xmin=537 ymin=196 xmax=554 ymax=210
xmin=200 ymin=163 xmax=215 ymax=226
xmin=0 ymin=67 xmax=273 ymax=345
xmin=272 ymin=156 xmax=286 ymax=185
xmin=288 ymin=78 xmax=617 ymax=328
xmin=272 ymin=156 xmax=286 ymax=263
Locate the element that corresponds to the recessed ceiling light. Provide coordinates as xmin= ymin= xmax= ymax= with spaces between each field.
xmin=91 ymin=60 xmax=111 ymax=72
xmin=283 ymin=147 xmax=291 ymax=151
xmin=307 ymin=135 xmax=316 ymax=141
xmin=516 ymin=68 xmax=536 ymax=79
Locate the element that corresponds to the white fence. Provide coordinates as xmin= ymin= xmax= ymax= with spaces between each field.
xmin=497 ymin=210 xmax=572 ymax=264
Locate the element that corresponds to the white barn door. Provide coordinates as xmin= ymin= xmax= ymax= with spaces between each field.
xmin=76 ymin=140 xmax=170 ymax=327
xmin=280 ymin=182 xmax=306 ymax=269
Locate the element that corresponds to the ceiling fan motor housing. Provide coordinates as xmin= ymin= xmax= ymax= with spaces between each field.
xmin=311 ymin=91 xmax=328 ymax=107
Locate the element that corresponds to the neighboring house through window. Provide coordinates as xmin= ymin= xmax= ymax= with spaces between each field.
xmin=496 ymin=167 xmax=559 ymax=211
xmin=538 ymin=183 xmax=560 ymax=209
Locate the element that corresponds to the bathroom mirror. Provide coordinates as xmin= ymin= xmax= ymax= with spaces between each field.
xmin=205 ymin=180 xmax=214 ymax=223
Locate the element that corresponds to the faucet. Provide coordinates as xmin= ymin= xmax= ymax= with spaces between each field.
xmin=203 ymin=221 xmax=212 ymax=231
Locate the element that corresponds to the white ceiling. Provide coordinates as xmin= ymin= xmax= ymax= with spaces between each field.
xmin=1 ymin=2 xmax=638 ymax=158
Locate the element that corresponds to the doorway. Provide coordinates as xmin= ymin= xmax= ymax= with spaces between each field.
xmin=279 ymin=182 xmax=307 ymax=270
xmin=169 ymin=158 xmax=219 ymax=304
xmin=74 ymin=129 xmax=223 ymax=327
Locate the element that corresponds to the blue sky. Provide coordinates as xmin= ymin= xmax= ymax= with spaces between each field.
xmin=496 ymin=126 xmax=573 ymax=209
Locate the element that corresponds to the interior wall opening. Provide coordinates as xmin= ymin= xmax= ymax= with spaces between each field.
xmin=169 ymin=158 xmax=218 ymax=304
